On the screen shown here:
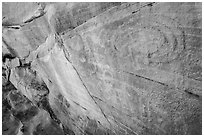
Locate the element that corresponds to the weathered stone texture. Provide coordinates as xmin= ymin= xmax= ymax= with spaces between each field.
xmin=2 ymin=2 xmax=202 ymax=135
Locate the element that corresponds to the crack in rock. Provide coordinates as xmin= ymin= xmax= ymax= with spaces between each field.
xmin=63 ymin=48 xmax=113 ymax=128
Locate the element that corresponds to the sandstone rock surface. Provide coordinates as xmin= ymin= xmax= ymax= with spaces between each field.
xmin=2 ymin=2 xmax=202 ymax=135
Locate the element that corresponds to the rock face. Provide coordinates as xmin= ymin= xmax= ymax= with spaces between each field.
xmin=2 ymin=2 xmax=202 ymax=135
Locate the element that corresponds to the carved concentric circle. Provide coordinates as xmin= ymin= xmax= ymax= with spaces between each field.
xmin=100 ymin=14 xmax=185 ymax=68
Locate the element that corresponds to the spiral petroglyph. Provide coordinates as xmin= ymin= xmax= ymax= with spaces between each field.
xmin=100 ymin=14 xmax=185 ymax=69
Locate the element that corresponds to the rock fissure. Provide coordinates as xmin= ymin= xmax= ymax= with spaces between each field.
xmin=122 ymin=70 xmax=201 ymax=98
xmin=63 ymin=50 xmax=113 ymax=128
xmin=122 ymin=70 xmax=167 ymax=86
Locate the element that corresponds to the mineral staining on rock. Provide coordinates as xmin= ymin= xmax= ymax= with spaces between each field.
xmin=2 ymin=2 xmax=202 ymax=135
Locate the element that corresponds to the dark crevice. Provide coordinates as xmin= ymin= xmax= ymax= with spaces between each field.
xmin=92 ymin=95 xmax=103 ymax=102
xmin=2 ymin=53 xmax=16 ymax=62
xmin=24 ymin=11 xmax=46 ymax=24
xmin=3 ymin=8 xmax=47 ymax=27
xmin=18 ymin=61 xmax=31 ymax=68
xmin=3 ymin=26 xmax=21 ymax=29
xmin=184 ymin=89 xmax=201 ymax=99
xmin=113 ymin=45 xmax=118 ymax=51
xmin=38 ymin=97 xmax=61 ymax=124
xmin=131 ymin=2 xmax=156 ymax=14
xmin=62 ymin=124 xmax=75 ymax=135
xmin=122 ymin=70 xmax=201 ymax=98
xmin=122 ymin=70 xmax=167 ymax=86
xmin=72 ymin=101 xmax=87 ymax=110
xmin=2 ymin=22 xmax=23 ymax=27
xmin=7 ymin=69 xmax=11 ymax=85
xmin=147 ymin=2 xmax=155 ymax=7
